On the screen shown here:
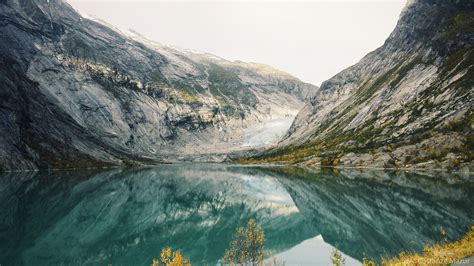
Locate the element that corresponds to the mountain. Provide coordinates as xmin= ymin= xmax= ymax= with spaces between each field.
xmin=245 ymin=0 xmax=473 ymax=171
xmin=0 ymin=0 xmax=317 ymax=171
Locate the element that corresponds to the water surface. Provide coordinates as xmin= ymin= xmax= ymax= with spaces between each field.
xmin=0 ymin=164 xmax=472 ymax=265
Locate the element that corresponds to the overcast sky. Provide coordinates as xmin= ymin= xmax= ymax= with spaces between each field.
xmin=67 ymin=0 xmax=406 ymax=86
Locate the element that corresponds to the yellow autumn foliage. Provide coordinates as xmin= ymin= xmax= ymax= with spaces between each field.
xmin=362 ymin=226 xmax=474 ymax=266
xmin=222 ymin=219 xmax=266 ymax=265
xmin=151 ymin=247 xmax=191 ymax=266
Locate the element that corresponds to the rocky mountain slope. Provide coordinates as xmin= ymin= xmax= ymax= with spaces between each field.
xmin=0 ymin=0 xmax=317 ymax=171
xmin=244 ymin=0 xmax=473 ymax=171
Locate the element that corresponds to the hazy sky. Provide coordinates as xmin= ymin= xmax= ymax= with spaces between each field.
xmin=68 ymin=0 xmax=406 ymax=86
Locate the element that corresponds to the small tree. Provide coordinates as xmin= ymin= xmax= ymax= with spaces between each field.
xmin=223 ymin=219 xmax=265 ymax=265
xmin=362 ymin=257 xmax=376 ymax=266
xmin=152 ymin=247 xmax=191 ymax=266
xmin=330 ymin=248 xmax=345 ymax=266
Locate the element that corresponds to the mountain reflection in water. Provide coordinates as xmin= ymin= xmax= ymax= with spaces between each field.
xmin=0 ymin=164 xmax=472 ymax=265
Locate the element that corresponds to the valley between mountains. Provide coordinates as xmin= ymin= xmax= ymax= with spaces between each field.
xmin=0 ymin=0 xmax=472 ymax=172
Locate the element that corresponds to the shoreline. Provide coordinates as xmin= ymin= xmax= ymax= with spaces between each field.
xmin=1 ymin=160 xmax=473 ymax=175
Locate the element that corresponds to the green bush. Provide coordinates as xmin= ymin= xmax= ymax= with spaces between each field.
xmin=222 ymin=219 xmax=265 ymax=265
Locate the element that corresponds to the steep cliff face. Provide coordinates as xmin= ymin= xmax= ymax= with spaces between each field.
xmin=248 ymin=0 xmax=473 ymax=171
xmin=0 ymin=0 xmax=317 ymax=170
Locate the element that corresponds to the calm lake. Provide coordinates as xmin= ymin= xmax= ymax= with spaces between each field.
xmin=1 ymin=164 xmax=472 ymax=265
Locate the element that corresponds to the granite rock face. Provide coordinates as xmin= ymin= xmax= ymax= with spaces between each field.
xmin=0 ymin=0 xmax=317 ymax=170
xmin=250 ymin=0 xmax=473 ymax=171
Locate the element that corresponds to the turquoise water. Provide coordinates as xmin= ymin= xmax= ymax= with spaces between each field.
xmin=0 ymin=164 xmax=472 ymax=265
